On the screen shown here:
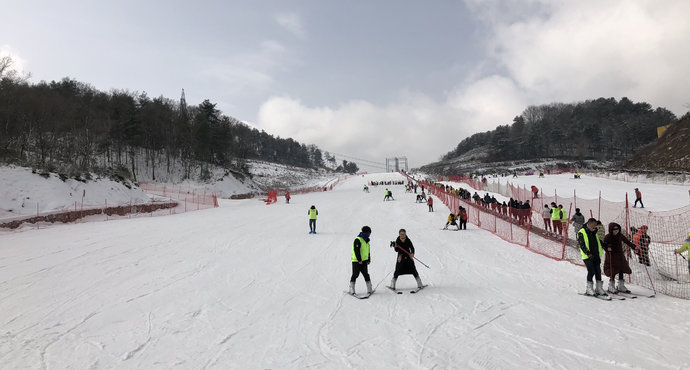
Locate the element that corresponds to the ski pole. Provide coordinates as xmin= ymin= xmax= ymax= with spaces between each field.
xmin=641 ymin=260 xmax=656 ymax=296
xmin=393 ymin=243 xmax=430 ymax=269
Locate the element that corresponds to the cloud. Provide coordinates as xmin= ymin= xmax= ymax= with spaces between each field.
xmin=255 ymin=1 xmax=690 ymax=169
xmin=256 ymin=79 xmax=524 ymax=168
xmin=198 ymin=40 xmax=287 ymax=95
xmin=479 ymin=0 xmax=690 ymax=114
xmin=275 ymin=12 xmax=305 ymax=38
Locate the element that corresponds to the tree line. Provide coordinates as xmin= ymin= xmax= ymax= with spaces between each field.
xmin=442 ymin=98 xmax=677 ymax=163
xmin=0 ymin=56 xmax=358 ymax=181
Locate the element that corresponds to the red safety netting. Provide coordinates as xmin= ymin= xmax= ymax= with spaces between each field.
xmin=139 ymin=183 xmax=219 ymax=210
xmin=406 ymin=171 xmax=690 ymax=299
xmin=266 ymin=174 xmax=359 ymax=205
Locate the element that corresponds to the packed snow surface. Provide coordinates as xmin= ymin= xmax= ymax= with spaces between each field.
xmin=1 ymin=172 xmax=689 ymax=369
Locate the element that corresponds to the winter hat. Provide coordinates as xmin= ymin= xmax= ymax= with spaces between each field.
xmin=639 ymin=225 xmax=648 ymax=231
xmin=575 ymin=208 xmax=580 ymax=213
xmin=361 ymin=226 xmax=372 ymax=233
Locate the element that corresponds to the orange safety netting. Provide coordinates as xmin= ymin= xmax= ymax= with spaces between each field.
xmin=406 ymin=172 xmax=690 ymax=299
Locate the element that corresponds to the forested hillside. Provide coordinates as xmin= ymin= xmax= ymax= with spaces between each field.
xmin=442 ymin=98 xmax=676 ymax=163
xmin=0 ymin=56 xmax=339 ymax=181
xmin=626 ymin=113 xmax=690 ymax=172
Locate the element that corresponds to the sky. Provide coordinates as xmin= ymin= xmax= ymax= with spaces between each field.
xmin=2 ymin=0 xmax=689 ymax=171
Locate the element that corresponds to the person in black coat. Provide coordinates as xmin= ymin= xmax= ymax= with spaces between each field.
xmin=389 ymin=229 xmax=424 ymax=290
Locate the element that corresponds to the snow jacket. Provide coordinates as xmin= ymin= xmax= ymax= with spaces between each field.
xmin=551 ymin=208 xmax=564 ymax=221
xmin=570 ymin=213 xmax=585 ymax=231
xmin=635 ymin=189 xmax=642 ymax=199
xmin=458 ymin=209 xmax=468 ymax=221
xmin=578 ymin=226 xmax=603 ymax=260
xmin=308 ymin=208 xmax=318 ymax=220
xmin=603 ymin=222 xmax=636 ymax=277
xmin=447 ymin=214 xmax=457 ymax=223
xmin=394 ymin=236 xmax=418 ymax=276
xmin=352 ymin=236 xmax=370 ymax=262
xmin=678 ymin=237 xmax=690 ymax=255
xmin=427 ymin=198 xmax=433 ymax=205
xmin=542 ymin=208 xmax=551 ymax=218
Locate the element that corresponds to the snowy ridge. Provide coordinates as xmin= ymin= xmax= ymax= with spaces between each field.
xmin=1 ymin=172 xmax=688 ymax=368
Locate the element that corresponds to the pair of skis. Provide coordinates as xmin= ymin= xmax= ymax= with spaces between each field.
xmin=386 ymin=285 xmax=427 ymax=294
xmin=579 ymin=290 xmax=653 ymax=301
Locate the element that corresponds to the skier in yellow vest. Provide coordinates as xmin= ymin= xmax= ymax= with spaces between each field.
xmin=577 ymin=218 xmax=608 ymax=298
xmin=349 ymin=226 xmax=373 ymax=296
xmin=308 ymin=205 xmax=318 ymax=234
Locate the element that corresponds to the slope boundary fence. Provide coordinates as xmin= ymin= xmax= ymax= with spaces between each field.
xmin=139 ymin=183 xmax=219 ymax=210
xmin=265 ymin=174 xmax=359 ymax=204
xmin=407 ymin=172 xmax=690 ymax=299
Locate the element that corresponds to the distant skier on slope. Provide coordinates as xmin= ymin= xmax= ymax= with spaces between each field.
xmin=603 ymin=222 xmax=638 ymax=293
xmin=577 ymin=218 xmax=608 ymax=297
xmin=285 ymin=191 xmax=290 ymax=204
xmin=427 ymin=196 xmax=433 ymax=212
xmin=349 ymin=226 xmax=373 ymax=295
xmin=458 ymin=206 xmax=468 ymax=230
xmin=308 ymin=205 xmax=318 ymax=234
xmin=633 ymin=188 xmax=644 ymax=208
xmin=443 ymin=213 xmax=459 ymax=230
xmin=389 ymin=229 xmax=424 ymax=290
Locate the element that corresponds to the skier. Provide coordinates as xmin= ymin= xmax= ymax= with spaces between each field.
xmin=308 ymin=205 xmax=318 ymax=234
xmin=633 ymin=188 xmax=644 ymax=208
xmin=363 ymin=185 xmax=369 ymax=193
xmin=427 ymin=196 xmax=434 ymax=212
xmin=577 ymin=218 xmax=608 ymax=297
xmin=674 ymin=232 xmax=690 ymax=275
xmin=349 ymin=226 xmax=373 ymax=295
xmin=542 ymin=205 xmax=552 ymax=232
xmin=458 ymin=206 xmax=468 ymax=230
xmin=389 ymin=229 xmax=424 ymax=290
xmin=570 ymin=208 xmax=585 ymax=234
xmin=443 ymin=213 xmax=459 ymax=230
xmin=285 ymin=191 xmax=290 ymax=204
xmin=603 ymin=222 xmax=638 ymax=293
xmin=632 ymin=225 xmax=651 ymax=266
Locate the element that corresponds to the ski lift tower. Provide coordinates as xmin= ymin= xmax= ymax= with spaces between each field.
xmin=385 ymin=157 xmax=408 ymax=172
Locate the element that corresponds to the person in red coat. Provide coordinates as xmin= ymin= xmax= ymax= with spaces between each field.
xmin=603 ymin=222 xmax=638 ymax=293
xmin=633 ymin=188 xmax=644 ymax=208
xmin=427 ymin=196 xmax=433 ymax=212
xmin=285 ymin=191 xmax=290 ymax=204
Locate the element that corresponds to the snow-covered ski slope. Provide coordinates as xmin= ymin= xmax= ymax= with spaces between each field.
xmin=2 ymin=172 xmax=689 ymax=369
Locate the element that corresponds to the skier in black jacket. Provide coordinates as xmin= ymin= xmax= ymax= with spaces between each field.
xmin=389 ymin=229 xmax=424 ymax=290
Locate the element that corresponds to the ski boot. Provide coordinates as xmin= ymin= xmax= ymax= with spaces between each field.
xmin=585 ymin=281 xmax=595 ymax=296
xmin=617 ymin=279 xmax=631 ymax=293
xmin=607 ymin=279 xmax=618 ymax=294
xmin=595 ymin=281 xmax=608 ymax=296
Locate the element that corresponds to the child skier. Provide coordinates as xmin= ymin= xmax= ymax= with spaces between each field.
xmin=443 ymin=213 xmax=459 ymax=230
xmin=389 ymin=229 xmax=424 ymax=290
xmin=427 ymin=196 xmax=433 ymax=212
